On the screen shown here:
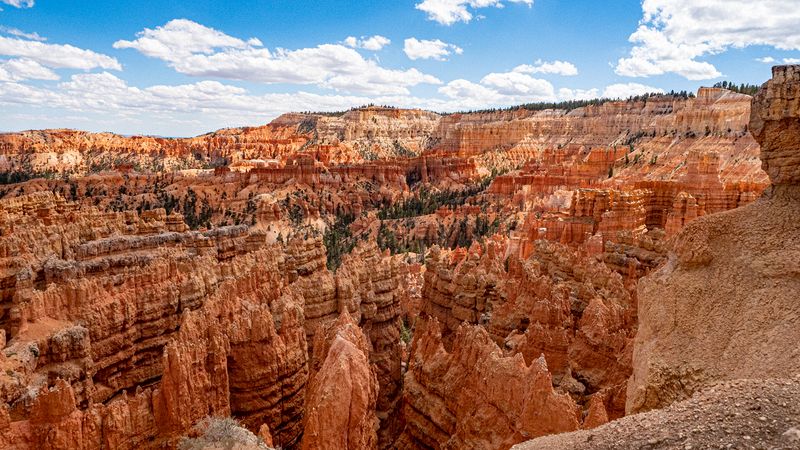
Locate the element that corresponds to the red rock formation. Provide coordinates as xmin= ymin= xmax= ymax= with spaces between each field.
xmin=0 ymin=191 xmax=409 ymax=449
xmin=416 ymin=237 xmax=633 ymax=431
xmin=395 ymin=317 xmax=580 ymax=449
xmin=750 ymin=66 xmax=800 ymax=185
xmin=627 ymin=65 xmax=800 ymax=414
xmin=0 ymin=84 xmax=782 ymax=450
xmin=302 ymin=312 xmax=379 ymax=450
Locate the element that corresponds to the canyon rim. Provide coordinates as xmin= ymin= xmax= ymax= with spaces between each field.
xmin=1 ymin=1 xmax=800 ymax=449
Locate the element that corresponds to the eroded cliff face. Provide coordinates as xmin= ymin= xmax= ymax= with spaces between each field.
xmin=398 ymin=236 xmax=633 ymax=448
xmin=0 ymin=107 xmax=442 ymax=174
xmin=626 ymin=66 xmax=800 ymax=414
xmin=0 ymin=89 xmax=768 ymax=187
xmin=395 ymin=317 xmax=580 ymax=450
xmin=0 ymin=192 xmax=409 ymax=449
xmin=0 ymin=85 xmax=780 ymax=450
xmin=301 ymin=312 xmax=378 ymax=450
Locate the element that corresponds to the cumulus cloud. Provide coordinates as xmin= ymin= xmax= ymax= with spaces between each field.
xmin=114 ymin=19 xmax=440 ymax=95
xmin=403 ymin=38 xmax=463 ymax=60
xmin=415 ymin=0 xmax=533 ymax=26
xmin=558 ymin=87 xmax=600 ymax=101
xmin=0 ymin=26 xmax=46 ymax=41
xmin=0 ymin=35 xmax=121 ymax=70
xmin=758 ymin=56 xmax=800 ymax=65
xmin=616 ymin=0 xmax=800 ymax=80
xmin=602 ymin=82 xmax=664 ymax=99
xmin=344 ymin=35 xmax=391 ymax=51
xmin=0 ymin=72 xmax=454 ymax=135
xmin=1 ymin=0 xmax=34 ymax=8
xmin=0 ymin=58 xmax=58 ymax=81
xmin=0 ymin=67 xmax=667 ymax=136
xmin=480 ymin=70 xmax=554 ymax=97
xmin=513 ymin=59 xmax=578 ymax=76
xmin=434 ymin=65 xmax=559 ymax=110
xmin=113 ymin=19 xmax=260 ymax=60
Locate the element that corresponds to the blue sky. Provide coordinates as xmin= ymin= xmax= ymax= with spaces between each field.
xmin=0 ymin=0 xmax=798 ymax=136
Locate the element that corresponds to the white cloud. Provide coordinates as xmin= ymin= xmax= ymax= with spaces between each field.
xmin=513 ymin=59 xmax=578 ymax=76
xmin=0 ymin=58 xmax=58 ymax=81
xmin=558 ymin=87 xmax=600 ymax=101
xmin=480 ymin=70 xmax=554 ymax=97
xmin=616 ymin=0 xmax=800 ymax=80
xmin=415 ymin=0 xmax=533 ymax=26
xmin=435 ymin=66 xmax=559 ymax=109
xmin=114 ymin=19 xmax=440 ymax=95
xmin=403 ymin=38 xmax=463 ymax=61
xmin=0 ymin=26 xmax=45 ymax=41
xmin=0 ymin=67 xmax=667 ymax=136
xmin=602 ymin=83 xmax=664 ymax=99
xmin=0 ymin=72 xmax=441 ymax=135
xmin=757 ymin=56 xmax=800 ymax=64
xmin=344 ymin=35 xmax=391 ymax=51
xmin=113 ymin=19 xmax=260 ymax=60
xmin=1 ymin=0 xmax=34 ymax=8
xmin=0 ymin=35 xmax=121 ymax=71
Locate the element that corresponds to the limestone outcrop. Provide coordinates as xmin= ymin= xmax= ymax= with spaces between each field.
xmin=0 ymin=83 xmax=784 ymax=450
xmin=514 ymin=377 xmax=800 ymax=450
xmin=626 ymin=65 xmax=800 ymax=413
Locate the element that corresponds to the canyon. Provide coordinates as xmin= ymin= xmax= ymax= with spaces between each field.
xmin=0 ymin=70 xmax=796 ymax=450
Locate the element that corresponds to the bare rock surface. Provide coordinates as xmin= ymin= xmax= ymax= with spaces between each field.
xmin=514 ymin=377 xmax=800 ymax=450
xmin=627 ymin=65 xmax=800 ymax=414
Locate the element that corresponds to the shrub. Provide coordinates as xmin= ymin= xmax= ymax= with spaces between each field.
xmin=178 ymin=417 xmax=271 ymax=450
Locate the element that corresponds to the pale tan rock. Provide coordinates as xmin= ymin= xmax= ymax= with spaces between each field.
xmin=627 ymin=65 xmax=800 ymax=414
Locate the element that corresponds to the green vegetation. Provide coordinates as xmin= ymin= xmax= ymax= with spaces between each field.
xmin=323 ymin=209 xmax=357 ymax=271
xmin=399 ymin=319 xmax=413 ymax=345
xmin=180 ymin=188 xmax=213 ymax=230
xmin=713 ymin=81 xmax=760 ymax=95
xmin=377 ymin=214 xmax=500 ymax=255
xmin=0 ymin=170 xmax=59 ymax=185
xmin=393 ymin=140 xmax=416 ymax=158
xmin=447 ymin=91 xmax=696 ymax=115
xmin=377 ymin=176 xmax=494 ymax=220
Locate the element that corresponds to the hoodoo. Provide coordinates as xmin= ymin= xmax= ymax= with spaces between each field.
xmin=0 ymin=7 xmax=794 ymax=446
xmin=627 ymin=65 xmax=800 ymax=414
xmin=513 ymin=64 xmax=800 ymax=450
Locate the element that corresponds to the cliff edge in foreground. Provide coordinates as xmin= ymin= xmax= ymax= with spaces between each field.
xmin=627 ymin=65 xmax=800 ymax=413
xmin=513 ymin=64 xmax=800 ymax=450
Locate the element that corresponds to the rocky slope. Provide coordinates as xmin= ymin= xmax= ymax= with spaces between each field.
xmin=514 ymin=377 xmax=800 ymax=450
xmin=395 ymin=317 xmax=580 ymax=449
xmin=627 ymin=66 xmax=800 ymax=414
xmin=301 ymin=312 xmax=379 ymax=450
xmin=0 ymin=90 xmax=767 ymax=184
xmin=393 ymin=235 xmax=633 ymax=449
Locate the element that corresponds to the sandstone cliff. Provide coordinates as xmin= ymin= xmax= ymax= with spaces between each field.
xmin=627 ymin=65 xmax=800 ymax=413
xmin=301 ymin=312 xmax=379 ymax=450
xmin=395 ymin=317 xmax=580 ymax=449
xmin=411 ymin=236 xmax=634 ymax=433
xmin=0 ymin=84 xmax=782 ymax=450
xmin=0 ymin=192 xmax=409 ymax=449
